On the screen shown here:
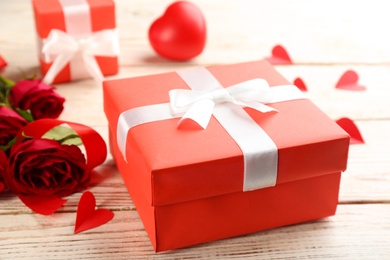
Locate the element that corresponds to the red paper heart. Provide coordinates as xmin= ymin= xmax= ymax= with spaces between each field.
xmin=293 ymin=77 xmax=308 ymax=91
xmin=148 ymin=1 xmax=206 ymax=61
xmin=265 ymin=45 xmax=292 ymax=65
xmin=0 ymin=55 xmax=7 ymax=69
xmin=336 ymin=118 xmax=365 ymax=144
xmin=335 ymin=70 xmax=366 ymax=91
xmin=18 ymin=195 xmax=67 ymax=215
xmin=74 ymin=191 xmax=114 ymax=234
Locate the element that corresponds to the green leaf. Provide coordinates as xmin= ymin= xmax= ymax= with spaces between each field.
xmin=0 ymin=137 xmax=17 ymax=151
xmin=18 ymin=69 xmax=38 ymax=80
xmin=55 ymin=134 xmax=82 ymax=145
xmin=15 ymin=108 xmax=34 ymax=122
xmin=0 ymin=76 xmax=13 ymax=105
xmin=0 ymin=75 xmax=15 ymax=87
xmin=42 ymin=125 xmax=82 ymax=146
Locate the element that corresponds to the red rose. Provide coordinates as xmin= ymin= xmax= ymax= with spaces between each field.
xmin=4 ymin=138 xmax=89 ymax=197
xmin=0 ymin=150 xmax=7 ymax=193
xmin=9 ymin=79 xmax=65 ymax=120
xmin=0 ymin=106 xmax=28 ymax=146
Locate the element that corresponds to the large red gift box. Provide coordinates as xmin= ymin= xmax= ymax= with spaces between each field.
xmin=103 ymin=60 xmax=349 ymax=252
xmin=32 ymin=0 xmax=119 ymax=84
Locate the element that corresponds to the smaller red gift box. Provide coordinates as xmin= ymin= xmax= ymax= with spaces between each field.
xmin=103 ymin=60 xmax=350 ymax=252
xmin=32 ymin=0 xmax=119 ymax=84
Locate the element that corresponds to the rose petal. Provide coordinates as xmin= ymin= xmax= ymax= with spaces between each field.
xmin=0 ymin=182 xmax=5 ymax=193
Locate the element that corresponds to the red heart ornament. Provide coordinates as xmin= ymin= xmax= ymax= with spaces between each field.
xmin=293 ymin=77 xmax=308 ymax=91
xmin=335 ymin=70 xmax=366 ymax=91
xmin=336 ymin=117 xmax=365 ymax=144
xmin=74 ymin=191 xmax=114 ymax=234
xmin=148 ymin=1 xmax=206 ymax=61
xmin=265 ymin=45 xmax=293 ymax=65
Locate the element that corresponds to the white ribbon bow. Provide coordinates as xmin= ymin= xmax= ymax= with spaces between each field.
xmin=169 ymin=78 xmax=278 ymax=129
xmin=117 ymin=67 xmax=306 ymax=191
xmin=41 ymin=29 xmax=119 ymax=84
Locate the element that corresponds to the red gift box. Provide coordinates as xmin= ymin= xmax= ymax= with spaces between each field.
xmin=103 ymin=60 xmax=350 ymax=252
xmin=32 ymin=0 xmax=119 ymax=84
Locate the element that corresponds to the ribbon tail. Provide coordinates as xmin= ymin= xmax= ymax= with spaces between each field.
xmin=178 ymin=99 xmax=215 ymax=129
xmin=234 ymin=100 xmax=278 ymax=113
xmin=117 ymin=103 xmax=177 ymax=162
xmin=82 ymin=54 xmax=104 ymax=82
xmin=43 ymin=53 xmax=74 ymax=84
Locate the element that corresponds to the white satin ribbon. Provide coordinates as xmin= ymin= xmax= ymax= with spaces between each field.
xmin=42 ymin=29 xmax=119 ymax=84
xmin=170 ymin=78 xmax=278 ymax=129
xmin=60 ymin=0 xmax=91 ymax=36
xmin=116 ymin=67 xmax=306 ymax=191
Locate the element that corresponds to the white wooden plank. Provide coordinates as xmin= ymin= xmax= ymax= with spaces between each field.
xmin=2 ymin=0 xmax=390 ymax=71
xmin=340 ymin=120 xmax=390 ymax=203
xmin=1 ymin=204 xmax=389 ymax=259
xmin=275 ymin=66 xmax=390 ymax=120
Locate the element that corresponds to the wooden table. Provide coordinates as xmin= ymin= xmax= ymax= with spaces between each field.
xmin=1 ymin=0 xmax=390 ymax=259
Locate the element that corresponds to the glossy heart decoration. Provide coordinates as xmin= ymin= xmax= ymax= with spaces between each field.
xmin=336 ymin=117 xmax=365 ymax=144
xmin=265 ymin=45 xmax=292 ymax=65
xmin=148 ymin=1 xmax=206 ymax=61
xmin=74 ymin=191 xmax=114 ymax=234
xmin=335 ymin=70 xmax=366 ymax=91
xmin=293 ymin=77 xmax=308 ymax=91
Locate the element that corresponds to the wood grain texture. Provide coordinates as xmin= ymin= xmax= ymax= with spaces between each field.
xmin=1 ymin=0 xmax=389 ymax=259
xmin=1 ymin=205 xmax=390 ymax=259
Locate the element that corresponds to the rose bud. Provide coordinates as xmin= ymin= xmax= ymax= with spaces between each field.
xmin=4 ymin=138 xmax=89 ymax=197
xmin=0 ymin=106 xmax=28 ymax=147
xmin=9 ymin=79 xmax=65 ymax=120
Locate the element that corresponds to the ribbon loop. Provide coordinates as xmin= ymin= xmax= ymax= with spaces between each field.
xmin=42 ymin=30 xmax=79 ymax=60
xmin=42 ymin=29 xmax=119 ymax=84
xmin=169 ymin=77 xmax=278 ymax=129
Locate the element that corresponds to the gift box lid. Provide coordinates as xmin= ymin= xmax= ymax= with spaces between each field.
xmin=103 ymin=60 xmax=350 ymax=207
xmin=33 ymin=0 xmax=116 ymax=38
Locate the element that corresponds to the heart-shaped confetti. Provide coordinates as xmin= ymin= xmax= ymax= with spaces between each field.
xmin=18 ymin=195 xmax=67 ymax=215
xmin=265 ymin=45 xmax=292 ymax=65
xmin=0 ymin=55 xmax=7 ymax=70
xmin=336 ymin=117 xmax=365 ymax=144
xmin=293 ymin=77 xmax=308 ymax=91
xmin=335 ymin=70 xmax=366 ymax=91
xmin=74 ymin=191 xmax=114 ymax=234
